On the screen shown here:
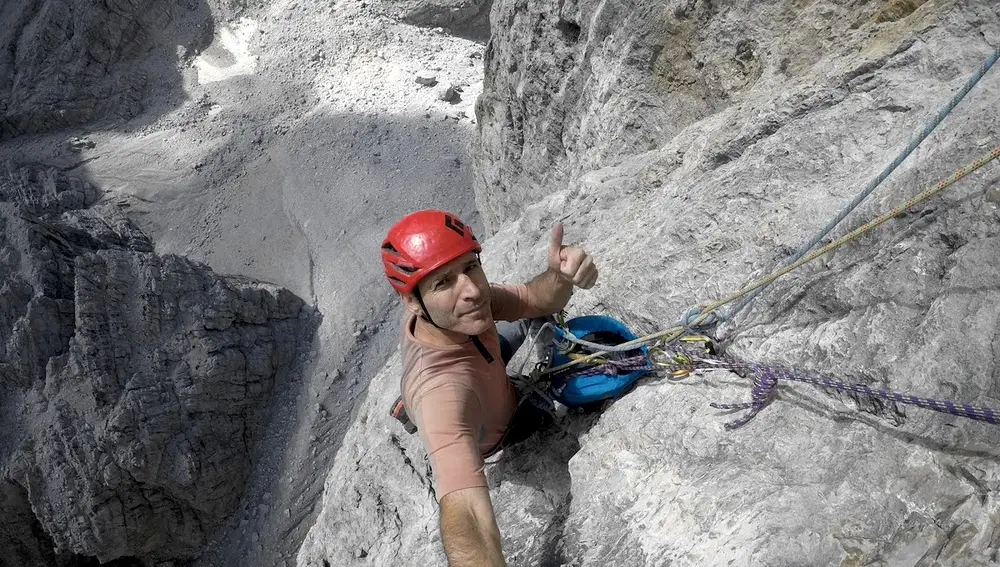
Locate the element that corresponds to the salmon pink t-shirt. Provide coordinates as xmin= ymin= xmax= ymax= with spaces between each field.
xmin=400 ymin=283 xmax=532 ymax=501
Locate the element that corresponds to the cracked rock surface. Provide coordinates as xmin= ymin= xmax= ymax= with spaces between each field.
xmin=300 ymin=1 xmax=1000 ymax=566
xmin=0 ymin=0 xmax=211 ymax=140
xmin=0 ymin=164 xmax=313 ymax=566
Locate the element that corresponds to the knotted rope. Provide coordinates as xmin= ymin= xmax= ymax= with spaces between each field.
xmin=658 ymin=348 xmax=1000 ymax=429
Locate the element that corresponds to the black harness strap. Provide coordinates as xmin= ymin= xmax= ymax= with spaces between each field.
xmin=470 ymin=335 xmax=495 ymax=364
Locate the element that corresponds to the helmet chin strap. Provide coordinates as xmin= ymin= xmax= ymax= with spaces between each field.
xmin=412 ymin=288 xmax=443 ymax=330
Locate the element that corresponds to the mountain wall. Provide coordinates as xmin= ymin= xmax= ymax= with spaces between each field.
xmin=0 ymin=0 xmax=215 ymax=140
xmin=0 ymin=164 xmax=314 ymax=566
xmin=299 ymin=1 xmax=1000 ymax=565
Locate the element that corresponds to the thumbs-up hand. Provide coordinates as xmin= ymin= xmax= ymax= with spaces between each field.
xmin=547 ymin=223 xmax=599 ymax=289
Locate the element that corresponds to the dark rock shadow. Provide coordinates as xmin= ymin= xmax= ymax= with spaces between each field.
xmin=0 ymin=161 xmax=321 ymax=567
xmin=0 ymin=2 xmax=291 ymax=566
xmin=442 ymin=7 xmax=492 ymax=44
xmin=381 ymin=0 xmax=493 ymax=44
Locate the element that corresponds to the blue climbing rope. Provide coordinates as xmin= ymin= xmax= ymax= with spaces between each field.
xmin=722 ymin=45 xmax=1000 ymax=324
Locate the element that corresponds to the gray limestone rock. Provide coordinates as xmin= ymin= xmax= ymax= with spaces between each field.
xmin=300 ymin=1 xmax=1000 ymax=565
xmin=0 ymin=480 xmax=60 ymax=567
xmin=370 ymin=0 xmax=492 ymax=28
xmin=438 ymin=84 xmax=462 ymax=103
xmin=415 ymin=71 xmax=439 ymax=86
xmin=1 ymin=165 xmax=314 ymax=565
xmin=0 ymin=0 xmax=211 ymax=139
xmin=66 ymin=137 xmax=96 ymax=152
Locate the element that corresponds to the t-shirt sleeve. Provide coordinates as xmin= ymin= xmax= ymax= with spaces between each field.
xmin=410 ymin=382 xmax=487 ymax=501
xmin=490 ymin=283 xmax=532 ymax=322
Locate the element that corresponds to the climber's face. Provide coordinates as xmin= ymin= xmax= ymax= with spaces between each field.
xmin=402 ymin=252 xmax=493 ymax=340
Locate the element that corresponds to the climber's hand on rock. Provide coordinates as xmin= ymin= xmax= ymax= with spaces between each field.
xmin=547 ymin=223 xmax=598 ymax=289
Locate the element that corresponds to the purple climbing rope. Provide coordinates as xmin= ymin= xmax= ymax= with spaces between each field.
xmin=553 ymin=353 xmax=650 ymax=380
xmin=547 ymin=341 xmax=999 ymax=428
xmin=708 ymin=362 xmax=780 ymax=429
xmin=669 ymin=351 xmax=1000 ymax=429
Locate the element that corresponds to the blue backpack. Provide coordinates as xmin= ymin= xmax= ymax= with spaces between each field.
xmin=547 ymin=315 xmax=652 ymax=407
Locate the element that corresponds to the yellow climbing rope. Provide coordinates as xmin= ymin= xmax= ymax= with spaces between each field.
xmin=544 ymin=143 xmax=1000 ymax=376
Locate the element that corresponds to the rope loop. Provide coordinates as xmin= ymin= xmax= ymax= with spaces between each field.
xmin=680 ymin=305 xmax=724 ymax=329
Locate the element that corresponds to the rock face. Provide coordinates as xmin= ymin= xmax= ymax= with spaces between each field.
xmin=372 ymin=0 xmax=492 ymax=31
xmin=0 ymin=164 xmax=312 ymax=566
xmin=0 ymin=0 xmax=211 ymax=139
xmin=296 ymin=354 xmax=447 ymax=567
xmin=472 ymin=0 xmax=999 ymax=233
xmin=299 ymin=1 xmax=1000 ymax=566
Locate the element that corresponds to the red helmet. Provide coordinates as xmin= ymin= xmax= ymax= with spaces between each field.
xmin=381 ymin=209 xmax=481 ymax=293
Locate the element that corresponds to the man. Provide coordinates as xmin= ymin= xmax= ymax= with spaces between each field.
xmin=380 ymin=209 xmax=598 ymax=566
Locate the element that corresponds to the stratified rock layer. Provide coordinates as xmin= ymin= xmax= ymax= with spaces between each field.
xmin=0 ymin=164 xmax=311 ymax=566
xmin=299 ymin=1 xmax=1000 ymax=566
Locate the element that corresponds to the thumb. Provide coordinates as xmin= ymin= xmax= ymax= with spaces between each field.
xmin=548 ymin=223 xmax=564 ymax=266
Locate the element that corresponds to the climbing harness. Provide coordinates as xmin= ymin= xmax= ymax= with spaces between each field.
xmin=390 ymin=317 xmax=561 ymax=437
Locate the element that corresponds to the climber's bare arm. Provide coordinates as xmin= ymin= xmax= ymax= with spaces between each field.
xmin=439 ymin=486 xmax=505 ymax=567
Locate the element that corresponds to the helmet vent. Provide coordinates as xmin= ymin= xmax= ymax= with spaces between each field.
xmin=392 ymin=261 xmax=417 ymax=275
xmin=381 ymin=242 xmax=401 ymax=256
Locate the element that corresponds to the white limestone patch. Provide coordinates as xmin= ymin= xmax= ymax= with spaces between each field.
xmin=194 ymin=19 xmax=259 ymax=85
xmin=310 ymin=22 xmax=484 ymax=120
